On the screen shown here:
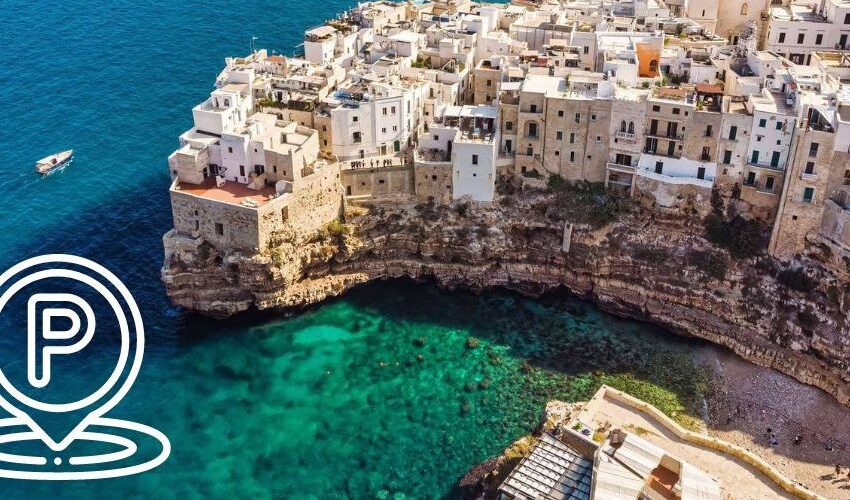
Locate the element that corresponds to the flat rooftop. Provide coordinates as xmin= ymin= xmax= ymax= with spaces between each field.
xmin=174 ymin=178 xmax=277 ymax=208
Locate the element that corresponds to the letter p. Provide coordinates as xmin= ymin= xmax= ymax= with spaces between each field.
xmin=27 ymin=293 xmax=96 ymax=388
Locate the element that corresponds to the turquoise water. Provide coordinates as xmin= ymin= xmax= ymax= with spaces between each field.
xmin=0 ymin=1 xmax=711 ymax=498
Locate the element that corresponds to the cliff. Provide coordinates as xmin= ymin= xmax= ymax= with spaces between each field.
xmin=162 ymin=184 xmax=850 ymax=406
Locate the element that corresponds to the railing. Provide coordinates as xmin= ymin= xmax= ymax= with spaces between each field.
xmin=607 ymin=162 xmax=635 ymax=173
xmin=746 ymin=161 xmax=783 ymax=172
xmin=614 ymin=131 xmax=636 ymax=142
xmin=647 ymin=131 xmax=685 ymax=140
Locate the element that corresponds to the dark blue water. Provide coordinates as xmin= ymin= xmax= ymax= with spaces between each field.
xmin=0 ymin=1 xmax=715 ymax=498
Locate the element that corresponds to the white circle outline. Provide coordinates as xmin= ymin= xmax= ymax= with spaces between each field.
xmin=0 ymin=269 xmax=130 ymax=412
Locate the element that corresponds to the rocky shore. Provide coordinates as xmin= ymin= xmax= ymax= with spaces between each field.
xmin=162 ymin=183 xmax=850 ymax=408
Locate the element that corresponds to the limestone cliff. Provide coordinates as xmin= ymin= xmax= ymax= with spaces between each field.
xmin=162 ymin=186 xmax=850 ymax=407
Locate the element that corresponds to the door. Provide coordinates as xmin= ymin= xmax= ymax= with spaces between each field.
xmin=697 ymin=167 xmax=706 ymax=180
xmin=770 ymin=151 xmax=780 ymax=167
xmin=505 ymin=140 xmax=512 ymax=153
xmin=841 ymin=34 xmax=848 ymax=49
xmin=751 ymin=151 xmax=759 ymax=164
xmin=667 ymin=141 xmax=675 ymax=156
xmin=394 ymin=140 xmax=400 ymax=152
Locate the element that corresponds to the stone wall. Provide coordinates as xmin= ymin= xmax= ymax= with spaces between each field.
xmin=170 ymin=188 xmax=263 ymax=252
xmin=414 ymin=161 xmax=453 ymax=204
xmin=769 ymin=129 xmax=836 ymax=259
xmin=340 ymin=165 xmax=415 ymax=199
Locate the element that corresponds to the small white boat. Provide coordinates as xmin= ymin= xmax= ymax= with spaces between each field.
xmin=35 ymin=150 xmax=74 ymax=175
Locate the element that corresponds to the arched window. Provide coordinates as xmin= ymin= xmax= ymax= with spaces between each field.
xmin=628 ymin=121 xmax=635 ymax=134
xmin=649 ymin=60 xmax=659 ymax=73
xmin=620 ymin=120 xmax=627 ymax=132
xmin=741 ymin=3 xmax=748 ymax=15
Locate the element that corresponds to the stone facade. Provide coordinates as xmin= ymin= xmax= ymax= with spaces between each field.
xmin=769 ymin=127 xmax=838 ymax=259
xmin=414 ymin=161 xmax=453 ymax=204
xmin=340 ymin=165 xmax=415 ymax=200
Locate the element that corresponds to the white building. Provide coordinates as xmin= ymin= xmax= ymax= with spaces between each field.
xmin=424 ymin=105 xmax=499 ymax=201
xmin=745 ymin=90 xmax=798 ymax=172
xmin=327 ymin=77 xmax=427 ymax=160
xmin=765 ymin=0 xmax=850 ymax=65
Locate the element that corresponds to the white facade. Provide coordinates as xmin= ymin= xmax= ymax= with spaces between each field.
xmin=637 ymin=153 xmax=717 ymax=186
xmin=745 ymin=93 xmax=797 ymax=171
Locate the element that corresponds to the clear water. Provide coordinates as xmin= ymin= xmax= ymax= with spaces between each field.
xmin=0 ymin=1 xmax=711 ymax=498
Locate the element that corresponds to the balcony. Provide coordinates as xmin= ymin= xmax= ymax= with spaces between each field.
xmin=801 ymin=172 xmax=817 ymax=181
xmin=607 ymin=162 xmax=635 ymax=173
xmin=647 ymin=131 xmax=684 ymax=141
xmin=614 ymin=131 xmax=636 ymax=143
xmin=746 ymin=161 xmax=783 ymax=172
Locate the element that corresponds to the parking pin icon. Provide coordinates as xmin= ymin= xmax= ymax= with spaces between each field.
xmin=0 ymin=255 xmax=170 ymax=480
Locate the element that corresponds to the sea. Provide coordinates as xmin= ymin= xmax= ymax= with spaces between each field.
xmin=0 ymin=1 xmax=716 ymax=498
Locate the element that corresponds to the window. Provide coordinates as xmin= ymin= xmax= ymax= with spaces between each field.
xmin=583 ymin=46 xmax=589 ymax=54
xmin=556 ymin=131 xmax=563 ymax=140
xmin=569 ymin=133 xmax=575 ymax=144
xmin=505 ymin=121 xmax=513 ymax=131
xmin=655 ymin=161 xmax=663 ymax=174
xmin=756 ymin=135 xmax=763 ymax=142
xmin=765 ymin=176 xmax=775 ymax=190
xmin=759 ymin=118 xmax=766 ymax=127
xmin=797 ymin=33 xmax=804 ymax=44
xmin=382 ymin=107 xmax=388 ymax=116
xmin=649 ymin=59 xmax=658 ymax=73
xmin=472 ymin=154 xmax=478 ymax=165
xmin=803 ymin=187 xmax=815 ymax=203
xmin=628 ymin=121 xmax=634 ymax=134
xmin=596 ymin=136 xmax=602 ymax=143
xmin=620 ymin=120 xmax=627 ymax=132
xmin=378 ymin=179 xmax=385 ymax=184
xmin=846 ymin=13 xmax=850 ymax=24
xmin=526 ymin=146 xmax=533 ymax=156
xmin=433 ymin=135 xmax=438 ymax=141
xmin=809 ymin=142 xmax=819 ymax=157
xmin=382 ymin=127 xmax=386 ymax=133
xmin=816 ymin=33 xmax=823 ymax=45
xmin=557 ymin=110 xmax=564 ymax=117
xmin=778 ymin=33 xmax=785 ymax=43
xmin=775 ymin=122 xmax=783 ymax=131
xmin=353 ymin=132 xmax=362 ymax=143
xmin=486 ymin=79 xmax=492 ymax=86
xmin=672 ymin=107 xmax=680 ymax=115
xmin=746 ymin=172 xmax=756 ymax=185
xmin=591 ymin=114 xmax=597 ymax=121
xmin=530 ymin=104 xmax=538 ymax=113
xmin=575 ymin=113 xmax=581 ymax=123
xmin=652 ymin=105 xmax=660 ymax=112
xmin=805 ymin=161 xmax=815 ymax=174
xmin=705 ymin=125 xmax=713 ymax=137
xmin=353 ymin=116 xmax=358 ymax=122
xmin=214 ymin=223 xmax=224 ymax=235
xmin=569 ymin=151 xmax=575 ymax=161
xmin=701 ymin=147 xmax=710 ymax=161
xmin=228 ymin=147 xmax=233 ymax=153
xmin=723 ymin=150 xmax=732 ymax=164
xmin=729 ymin=125 xmax=737 ymax=140
xmin=751 ymin=151 xmax=759 ymax=164
xmin=527 ymin=122 xmax=538 ymax=137
xmin=239 ymin=165 xmax=245 ymax=177
xmin=741 ymin=3 xmax=748 ymax=15
xmin=391 ymin=106 xmax=396 ymax=114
